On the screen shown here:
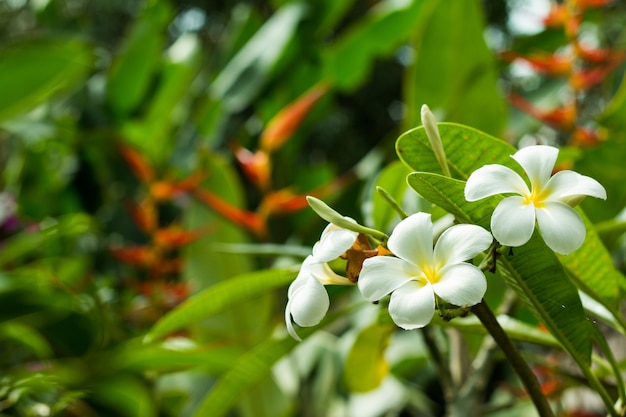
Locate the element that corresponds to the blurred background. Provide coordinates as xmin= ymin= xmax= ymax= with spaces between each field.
xmin=1 ymin=0 xmax=626 ymax=416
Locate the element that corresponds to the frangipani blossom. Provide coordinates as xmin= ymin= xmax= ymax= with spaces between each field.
xmin=358 ymin=213 xmax=492 ymax=330
xmin=464 ymin=145 xmax=606 ymax=255
xmin=285 ymin=221 xmax=358 ymax=340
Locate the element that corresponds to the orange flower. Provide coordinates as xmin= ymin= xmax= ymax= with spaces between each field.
xmin=125 ymin=198 xmax=157 ymax=233
xmin=501 ymin=51 xmax=572 ymax=76
xmin=230 ymin=144 xmax=271 ymax=190
xmin=508 ymin=93 xmax=576 ymax=131
xmin=153 ymin=225 xmax=209 ymax=249
xmin=260 ymin=83 xmax=329 ymax=153
xmin=543 ymin=4 xmax=568 ymax=28
xmin=118 ymin=144 xmax=155 ymax=183
xmin=111 ymin=246 xmax=157 ymax=267
xmin=192 ymin=188 xmax=266 ymax=237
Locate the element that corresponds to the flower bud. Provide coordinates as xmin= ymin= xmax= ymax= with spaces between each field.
xmin=421 ymin=104 xmax=451 ymax=177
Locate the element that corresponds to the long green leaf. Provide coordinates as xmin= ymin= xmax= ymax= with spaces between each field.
xmin=407 ymin=172 xmax=592 ymax=365
xmin=0 ymin=38 xmax=93 ymax=122
xmin=210 ymin=2 xmax=306 ymax=112
xmin=105 ymin=1 xmax=171 ymax=117
xmin=323 ymin=0 xmax=423 ymax=91
xmin=145 ymin=268 xmax=297 ymax=343
xmin=192 ymin=321 xmax=327 ymax=417
xmin=403 ymin=0 xmax=506 ymax=135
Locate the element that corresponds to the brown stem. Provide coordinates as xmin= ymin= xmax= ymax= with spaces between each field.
xmin=471 ymin=300 xmax=555 ymax=417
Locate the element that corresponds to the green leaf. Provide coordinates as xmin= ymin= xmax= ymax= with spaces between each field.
xmin=92 ymin=376 xmax=156 ymax=417
xmin=0 ymin=214 xmax=93 ymax=268
xmin=407 ymin=172 xmax=592 ymax=365
xmin=0 ymin=323 xmax=53 ymax=359
xmin=560 ymin=212 xmax=622 ymax=309
xmin=210 ymin=2 xmax=307 ymax=112
xmin=344 ymin=322 xmax=395 ymax=392
xmin=403 ymin=0 xmax=506 ymax=135
xmin=0 ymin=37 xmax=93 ymax=122
xmin=145 ymin=268 xmax=297 ymax=343
xmin=106 ymin=1 xmax=171 ymax=117
xmin=598 ymin=71 xmax=626 ymax=132
xmin=323 ymin=0 xmax=423 ymax=90
xmin=121 ymin=33 xmax=202 ymax=165
xmin=191 ymin=325 xmax=321 ymax=417
xmin=396 ymin=123 xmax=521 ymax=180
xmin=113 ymin=343 xmax=238 ymax=375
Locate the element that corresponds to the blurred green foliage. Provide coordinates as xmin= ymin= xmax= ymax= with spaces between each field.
xmin=1 ymin=0 xmax=626 ymax=416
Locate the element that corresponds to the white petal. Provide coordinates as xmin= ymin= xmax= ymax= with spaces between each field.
xmin=535 ymin=202 xmax=586 ymax=255
xmin=491 ymin=196 xmax=536 ymax=247
xmin=387 ymin=212 xmax=434 ymax=267
xmin=434 ymin=224 xmax=493 ymax=266
xmin=285 ymin=300 xmax=302 ymax=341
xmin=288 ymin=277 xmax=330 ymax=327
xmin=307 ymin=261 xmax=353 ymax=286
xmin=288 ymin=256 xmax=317 ymax=298
xmin=544 ymin=170 xmax=607 ymax=201
xmin=313 ymin=222 xmax=358 ymax=262
xmin=388 ymin=281 xmax=435 ymax=329
xmin=432 ymin=263 xmax=486 ymax=306
xmin=358 ymin=256 xmax=417 ymax=301
xmin=464 ymin=165 xmax=529 ymax=201
xmin=511 ymin=145 xmax=558 ymax=190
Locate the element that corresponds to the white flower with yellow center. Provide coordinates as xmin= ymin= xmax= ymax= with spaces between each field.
xmin=464 ymin=145 xmax=606 ymax=255
xmin=358 ymin=213 xmax=492 ymax=330
xmin=285 ymin=222 xmax=357 ymax=340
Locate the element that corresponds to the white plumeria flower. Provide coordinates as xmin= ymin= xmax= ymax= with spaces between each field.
xmin=464 ymin=145 xmax=606 ymax=255
xmin=358 ymin=213 xmax=492 ymax=330
xmin=285 ymin=222 xmax=358 ymax=340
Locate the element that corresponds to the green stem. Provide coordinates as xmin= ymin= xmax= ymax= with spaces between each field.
xmin=376 ymin=186 xmax=409 ymax=220
xmin=471 ymin=300 xmax=555 ymax=417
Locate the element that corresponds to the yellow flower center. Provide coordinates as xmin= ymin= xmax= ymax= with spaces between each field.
xmin=523 ymin=187 xmax=547 ymax=208
xmin=420 ymin=264 xmax=441 ymax=284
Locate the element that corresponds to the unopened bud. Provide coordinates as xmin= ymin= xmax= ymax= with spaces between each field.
xmin=306 ymin=196 xmax=388 ymax=241
xmin=421 ymin=104 xmax=451 ymax=177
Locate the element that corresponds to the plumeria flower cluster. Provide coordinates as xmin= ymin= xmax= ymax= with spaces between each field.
xmin=285 ymin=210 xmax=493 ymax=336
xmin=465 ymin=145 xmax=606 ymax=255
xmin=285 ymin=140 xmax=607 ymax=339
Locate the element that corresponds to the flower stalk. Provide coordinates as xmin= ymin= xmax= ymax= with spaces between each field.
xmin=471 ymin=300 xmax=555 ymax=417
